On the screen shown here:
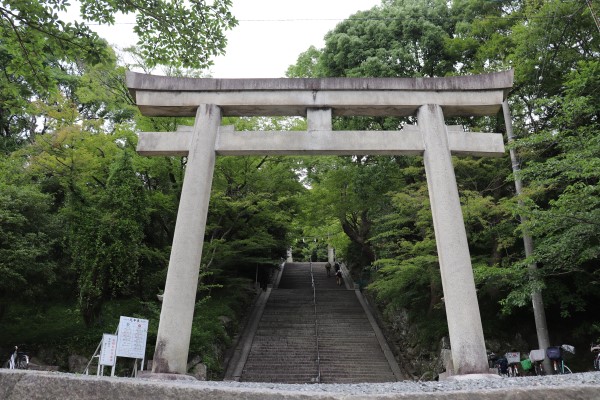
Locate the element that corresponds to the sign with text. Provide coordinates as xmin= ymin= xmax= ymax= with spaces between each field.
xmin=505 ymin=352 xmax=520 ymax=364
xmin=99 ymin=334 xmax=118 ymax=366
xmin=116 ymin=316 xmax=149 ymax=359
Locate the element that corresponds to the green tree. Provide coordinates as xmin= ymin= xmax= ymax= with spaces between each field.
xmin=286 ymin=46 xmax=325 ymax=78
xmin=0 ymin=0 xmax=236 ymax=74
xmin=203 ymin=117 xmax=306 ymax=288
xmin=0 ymin=166 xmax=58 ymax=317
xmin=0 ymin=0 xmax=236 ymax=146
xmin=320 ymin=0 xmax=457 ymax=78
xmin=73 ymin=150 xmax=148 ymax=324
xmin=79 ymin=0 xmax=237 ymax=69
xmin=486 ymin=1 xmax=600 ymax=321
xmin=446 ymin=0 xmax=519 ymax=74
xmin=513 ymin=61 xmax=600 ymax=317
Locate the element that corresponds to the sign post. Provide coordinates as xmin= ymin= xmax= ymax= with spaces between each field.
xmin=99 ymin=333 xmax=118 ymax=376
xmin=116 ymin=316 xmax=149 ymax=376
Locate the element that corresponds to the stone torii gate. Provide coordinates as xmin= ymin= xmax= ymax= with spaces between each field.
xmin=126 ymin=70 xmax=513 ymax=377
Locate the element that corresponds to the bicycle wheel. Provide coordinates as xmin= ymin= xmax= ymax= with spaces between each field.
xmin=16 ymin=355 xmax=28 ymax=369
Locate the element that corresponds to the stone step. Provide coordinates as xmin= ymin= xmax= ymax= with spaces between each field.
xmin=238 ymin=262 xmax=396 ymax=384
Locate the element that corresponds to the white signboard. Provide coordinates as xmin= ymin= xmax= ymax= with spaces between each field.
xmin=505 ymin=352 xmax=520 ymax=364
xmin=116 ymin=316 xmax=149 ymax=359
xmin=99 ymin=334 xmax=118 ymax=366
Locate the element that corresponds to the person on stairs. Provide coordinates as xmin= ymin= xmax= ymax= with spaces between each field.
xmin=325 ymin=262 xmax=332 ymax=277
xmin=335 ymin=268 xmax=343 ymax=286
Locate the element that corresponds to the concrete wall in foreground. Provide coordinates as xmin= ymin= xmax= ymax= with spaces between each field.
xmin=2 ymin=370 xmax=600 ymax=400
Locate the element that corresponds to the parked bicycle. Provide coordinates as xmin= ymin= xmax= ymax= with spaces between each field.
xmin=3 ymin=346 xmax=29 ymax=369
xmin=547 ymin=344 xmax=574 ymax=374
xmin=488 ymin=352 xmax=509 ymax=377
xmin=591 ymin=343 xmax=600 ymax=371
xmin=488 ymin=351 xmax=501 ymax=375
xmin=487 ymin=350 xmax=498 ymax=369
xmin=505 ymin=352 xmax=520 ymax=377
xmin=529 ymin=349 xmax=546 ymax=376
xmin=520 ymin=355 xmax=533 ymax=375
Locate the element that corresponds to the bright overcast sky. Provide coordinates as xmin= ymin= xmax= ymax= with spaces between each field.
xmin=84 ymin=0 xmax=381 ymax=78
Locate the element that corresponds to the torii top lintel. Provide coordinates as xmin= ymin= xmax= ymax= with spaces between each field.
xmin=126 ymin=70 xmax=513 ymax=118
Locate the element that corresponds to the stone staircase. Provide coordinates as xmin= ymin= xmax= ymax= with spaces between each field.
xmin=237 ymin=262 xmax=400 ymax=383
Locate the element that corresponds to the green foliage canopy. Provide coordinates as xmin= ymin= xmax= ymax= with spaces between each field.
xmin=0 ymin=0 xmax=236 ymax=149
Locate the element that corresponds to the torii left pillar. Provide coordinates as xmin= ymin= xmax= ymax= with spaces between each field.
xmin=152 ymin=104 xmax=221 ymax=374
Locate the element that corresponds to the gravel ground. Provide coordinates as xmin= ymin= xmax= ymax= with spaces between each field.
xmin=173 ymin=372 xmax=600 ymax=395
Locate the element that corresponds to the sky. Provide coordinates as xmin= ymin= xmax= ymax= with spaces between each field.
xmin=84 ymin=0 xmax=381 ymax=78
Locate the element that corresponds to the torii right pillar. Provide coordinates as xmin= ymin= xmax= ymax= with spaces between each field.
xmin=419 ymin=104 xmax=488 ymax=375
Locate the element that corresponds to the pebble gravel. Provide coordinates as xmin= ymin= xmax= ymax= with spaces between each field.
xmin=170 ymin=372 xmax=600 ymax=395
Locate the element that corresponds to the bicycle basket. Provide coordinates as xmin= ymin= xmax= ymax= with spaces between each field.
xmin=520 ymin=358 xmax=533 ymax=371
xmin=546 ymin=346 xmax=562 ymax=360
xmin=561 ymin=344 xmax=575 ymax=355
xmin=529 ymin=349 xmax=545 ymax=362
xmin=505 ymin=352 xmax=520 ymax=364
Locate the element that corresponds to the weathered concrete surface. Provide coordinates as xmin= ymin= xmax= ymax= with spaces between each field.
xmin=307 ymin=108 xmax=333 ymax=131
xmin=444 ymin=125 xmax=505 ymax=157
xmin=152 ymin=105 xmax=221 ymax=374
xmin=126 ymin=70 xmax=513 ymax=117
xmin=127 ymin=71 xmax=513 ymax=92
xmin=418 ymin=104 xmax=488 ymax=375
xmin=2 ymin=370 xmax=600 ymax=400
xmin=137 ymin=128 xmax=504 ymax=157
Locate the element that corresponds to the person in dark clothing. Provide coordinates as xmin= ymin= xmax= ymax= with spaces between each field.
xmin=335 ymin=269 xmax=343 ymax=286
xmin=325 ymin=262 xmax=332 ymax=277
